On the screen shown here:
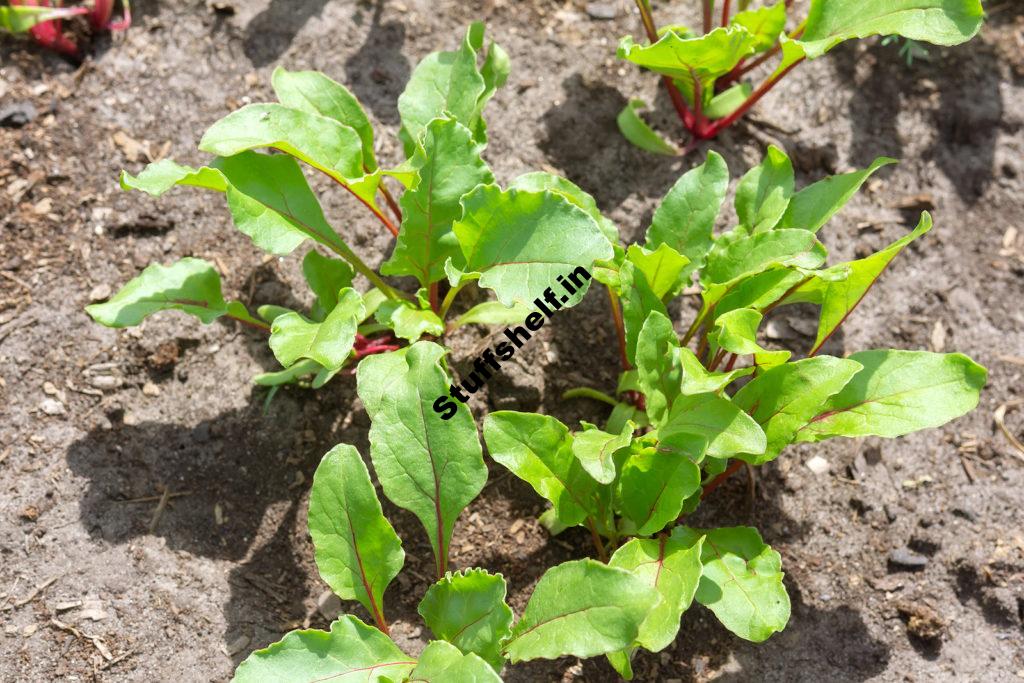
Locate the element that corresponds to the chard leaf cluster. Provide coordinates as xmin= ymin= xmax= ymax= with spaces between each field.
xmin=617 ymin=0 xmax=984 ymax=151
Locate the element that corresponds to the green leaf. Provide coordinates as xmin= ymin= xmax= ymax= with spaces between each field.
xmin=271 ymin=67 xmax=377 ymax=171
xmin=735 ymin=145 xmax=794 ymax=233
xmin=799 ymin=0 xmax=985 ymax=60
xmin=357 ymin=342 xmax=487 ymax=577
xmin=678 ymin=347 xmax=754 ymax=394
xmin=374 ymin=300 xmax=444 ymax=342
xmin=619 ymin=260 xmax=670 ymax=366
xmin=454 ymin=300 xmax=533 ymax=328
xmin=704 ymin=82 xmax=753 ymax=119
xmin=645 ymin=150 xmax=729 ymax=281
xmin=86 ymin=258 xmax=228 ymax=327
xmin=659 ymin=392 xmax=766 ymax=459
xmin=731 ymin=2 xmax=786 ymax=52
xmin=703 ymin=228 xmax=827 ymax=286
xmin=409 ymin=641 xmax=502 ymax=682
xmin=453 ymin=185 xmax=613 ymax=308
xmin=636 ymin=311 xmax=683 ymax=427
xmin=418 ymin=569 xmax=513 ymax=671
xmin=269 ymin=289 xmax=364 ymax=371
xmin=675 ymin=526 xmax=789 ymax=642
xmin=231 ymin=616 xmax=415 ymax=683
xmin=199 ymin=103 xmax=375 ymax=203
xmin=797 ymin=214 xmax=932 ymax=354
xmin=509 ymin=172 xmax=619 ymax=245
xmin=708 ymin=308 xmax=766 ymax=355
xmin=253 ymin=358 xmax=322 ymax=387
xmin=617 ymin=441 xmax=702 ymax=536
xmin=778 ymin=157 xmax=896 ymax=233
xmin=121 ymin=154 xmax=343 ymax=256
xmin=796 ymin=350 xmax=986 ymax=442
xmin=571 ymin=421 xmax=634 ymax=485
xmin=308 ymin=445 xmax=404 ymax=627
xmin=503 ymin=559 xmax=658 ymax=662
xmin=398 ymin=23 xmax=506 ymax=150
xmin=0 ymin=6 xmax=83 ymax=32
xmin=617 ymin=99 xmax=680 ymax=156
xmin=609 ymin=530 xmax=704 ymax=651
xmin=626 ymin=244 xmax=691 ymax=301
xmin=382 ymin=117 xmax=494 ymax=286
xmin=303 ymin=251 xmax=355 ymax=320
xmin=618 ymin=27 xmax=756 ymax=104
xmin=732 ymin=356 xmax=863 ymax=463
xmin=482 ymin=412 xmax=600 ymax=527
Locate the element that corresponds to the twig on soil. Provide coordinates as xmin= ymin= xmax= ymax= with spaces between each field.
xmin=2 ymin=576 xmax=58 ymax=611
xmin=99 ymin=649 xmax=135 ymax=671
xmin=49 ymin=617 xmax=113 ymax=661
xmin=147 ymin=486 xmax=172 ymax=533
xmin=116 ymin=490 xmax=193 ymax=504
xmin=0 ymin=270 xmax=32 ymax=291
xmin=993 ymin=400 xmax=1024 ymax=464
xmin=958 ymin=451 xmax=978 ymax=483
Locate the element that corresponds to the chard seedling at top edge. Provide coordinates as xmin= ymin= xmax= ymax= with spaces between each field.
xmin=1 ymin=0 xmax=131 ymax=58
xmin=86 ymin=23 xmax=614 ymax=403
xmin=616 ymin=0 xmax=984 ymax=154
xmin=482 ymin=146 xmax=985 ymax=677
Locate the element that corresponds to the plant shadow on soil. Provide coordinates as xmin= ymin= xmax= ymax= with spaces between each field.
xmin=830 ymin=34 xmax=1003 ymax=204
xmin=242 ymin=0 xmax=332 ymax=67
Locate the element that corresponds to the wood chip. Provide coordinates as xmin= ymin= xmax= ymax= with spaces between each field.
xmin=994 ymin=400 xmax=1024 ymax=463
xmin=930 ymin=320 xmax=946 ymax=352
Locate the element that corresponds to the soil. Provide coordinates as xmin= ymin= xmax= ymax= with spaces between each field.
xmin=2 ymin=1 xmax=1023 ymax=681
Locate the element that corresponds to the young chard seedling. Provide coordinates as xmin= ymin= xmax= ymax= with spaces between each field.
xmin=233 ymin=341 xmax=664 ymax=682
xmin=86 ymin=23 xmax=614 ymax=403
xmin=1 ymin=0 xmax=130 ymax=58
xmin=617 ymin=0 xmax=984 ymax=154
xmin=480 ymin=146 xmax=985 ymax=677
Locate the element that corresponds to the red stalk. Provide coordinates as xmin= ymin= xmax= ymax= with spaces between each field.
xmin=701 ymin=55 xmax=805 ymax=139
xmin=720 ymin=0 xmax=731 ymax=28
xmin=702 ymin=0 xmax=713 ymax=34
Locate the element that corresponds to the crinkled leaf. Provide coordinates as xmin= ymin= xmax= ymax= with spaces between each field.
xmin=659 ymin=392 xmax=766 ymax=459
xmin=418 ymin=569 xmax=513 ymax=671
xmin=269 ymin=289 xmax=364 ymax=371
xmin=617 ymin=99 xmax=680 ymax=156
xmin=303 ymin=250 xmax=355 ymax=320
xmin=799 ymin=0 xmax=985 ymax=60
xmin=309 ymin=445 xmax=404 ymax=626
xmin=796 ymin=350 xmax=986 ymax=442
xmin=708 ymin=308 xmax=766 ymax=355
xmin=503 ymin=559 xmax=658 ymax=662
xmin=778 ymin=157 xmax=896 ymax=233
xmin=374 ymin=300 xmax=444 ymax=342
xmin=735 ymin=145 xmax=793 ymax=233
xmin=571 ymin=421 xmax=633 ymax=485
xmin=703 ymin=228 xmax=827 ymax=286
xmin=271 ymin=66 xmax=377 ymax=170
xmin=609 ymin=530 xmax=704 ymax=651
xmin=398 ymin=22 xmax=505 ymax=149
xmin=509 ymin=172 xmax=618 ymax=245
xmin=453 ymin=185 xmax=613 ymax=308
xmin=231 ymin=616 xmax=415 ymax=683
xmin=454 ymin=300 xmax=533 ymax=328
xmin=636 ymin=311 xmax=683 ymax=426
xmin=678 ymin=348 xmax=754 ymax=395
xmin=731 ymin=2 xmax=786 ymax=52
xmin=482 ymin=412 xmax=600 ymax=527
xmin=626 ymin=244 xmax=691 ymax=301
xmin=645 ymin=150 xmax=728 ymax=281
xmin=357 ymin=342 xmax=487 ymax=577
xmin=86 ymin=258 xmax=228 ymax=327
xmin=408 ymin=641 xmax=502 ymax=683
xmin=382 ymin=117 xmax=494 ymax=286
xmin=677 ymin=526 xmax=790 ymax=642
xmin=715 ymin=267 xmax=807 ymax=318
xmin=617 ymin=440 xmax=703 ymax=536
xmin=199 ymin=103 xmax=378 ymax=205
xmin=619 ymin=260 xmax=669 ymax=366
xmin=618 ymin=27 xmax=756 ymax=104
xmin=731 ymin=356 xmax=863 ymax=463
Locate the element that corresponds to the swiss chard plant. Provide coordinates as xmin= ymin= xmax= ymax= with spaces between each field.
xmin=479 ymin=145 xmax=985 ymax=676
xmin=232 ymin=341 xmax=669 ymax=681
xmin=86 ymin=23 xmax=615 ymax=402
xmin=1 ymin=0 xmax=130 ymax=58
xmin=616 ymin=0 xmax=985 ymax=154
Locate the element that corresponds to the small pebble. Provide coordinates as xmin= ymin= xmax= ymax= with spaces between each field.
xmin=805 ymin=455 xmax=830 ymax=475
xmin=88 ymin=375 xmax=122 ymax=390
xmin=0 ymin=102 xmax=37 ymax=128
xmin=888 ymin=547 xmax=929 ymax=571
xmin=39 ymin=398 xmax=66 ymax=416
xmin=89 ymin=284 xmax=112 ymax=302
xmin=586 ymin=1 xmax=618 ymax=19
xmin=142 ymin=382 xmax=160 ymax=397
